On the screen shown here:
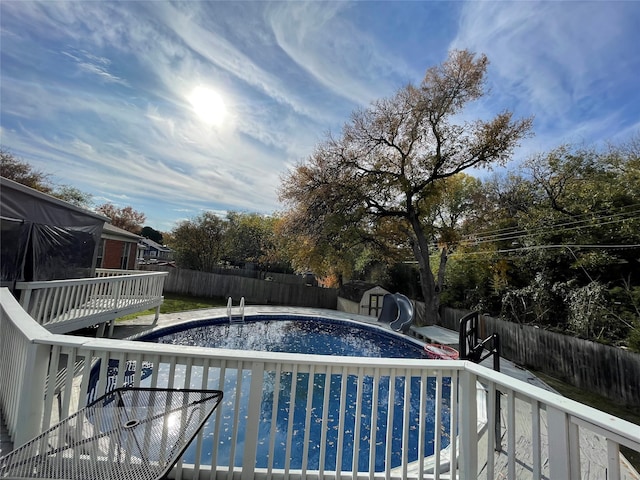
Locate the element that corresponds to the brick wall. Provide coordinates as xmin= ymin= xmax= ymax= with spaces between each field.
xmin=102 ymin=240 xmax=137 ymax=269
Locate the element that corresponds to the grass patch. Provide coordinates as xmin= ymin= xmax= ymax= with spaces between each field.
xmin=117 ymin=293 xmax=228 ymax=321
xmin=534 ymin=371 xmax=640 ymax=470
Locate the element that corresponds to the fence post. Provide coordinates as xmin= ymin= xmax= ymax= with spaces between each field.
xmin=14 ymin=342 xmax=51 ymax=447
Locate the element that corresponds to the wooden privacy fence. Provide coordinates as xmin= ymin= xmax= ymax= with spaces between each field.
xmin=142 ymin=266 xmax=337 ymax=310
xmin=203 ymin=267 xmax=316 ymax=285
xmin=441 ymin=307 xmax=640 ymax=407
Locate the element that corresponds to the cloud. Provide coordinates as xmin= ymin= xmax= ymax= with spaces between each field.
xmin=3 ymin=0 xmax=638 ymax=231
xmin=140 ymin=2 xmax=340 ymax=123
xmin=265 ymin=2 xmax=411 ymax=106
xmin=62 ymin=51 xmax=128 ymax=85
xmin=448 ymin=1 xmax=640 ymax=158
xmin=1 ymin=2 xmax=300 ymax=215
xmin=452 ymin=2 xmax=640 ymax=133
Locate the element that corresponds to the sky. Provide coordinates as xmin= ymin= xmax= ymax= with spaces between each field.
xmin=1 ymin=1 xmax=639 ymax=232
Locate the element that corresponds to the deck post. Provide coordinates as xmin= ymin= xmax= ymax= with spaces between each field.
xmin=458 ymin=368 xmax=478 ymax=479
xmin=18 ymin=288 xmax=32 ymax=311
xmin=153 ymin=304 xmax=161 ymax=325
xmin=241 ymin=361 xmax=264 ymax=480
xmin=547 ymin=406 xmax=575 ymax=479
xmin=14 ymin=342 xmax=51 ymax=447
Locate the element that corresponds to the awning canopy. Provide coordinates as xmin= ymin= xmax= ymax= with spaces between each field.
xmin=1 ymin=177 xmax=108 ymax=286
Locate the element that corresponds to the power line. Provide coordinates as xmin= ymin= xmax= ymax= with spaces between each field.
xmin=459 ymin=208 xmax=640 ymax=247
xmin=460 ymin=203 xmax=640 ymax=245
xmin=453 ymin=243 xmax=640 ymax=257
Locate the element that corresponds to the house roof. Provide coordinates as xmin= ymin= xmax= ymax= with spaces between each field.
xmin=139 ymin=237 xmax=172 ymax=252
xmin=102 ymin=223 xmax=142 ymax=241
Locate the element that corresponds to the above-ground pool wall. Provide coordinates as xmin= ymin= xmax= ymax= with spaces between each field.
xmin=440 ymin=307 xmax=640 ymax=409
xmin=142 ymin=265 xmax=338 ymax=309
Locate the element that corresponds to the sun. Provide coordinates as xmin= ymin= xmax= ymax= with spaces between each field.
xmin=188 ymin=86 xmax=227 ymax=126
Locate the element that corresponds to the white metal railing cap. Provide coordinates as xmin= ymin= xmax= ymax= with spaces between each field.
xmin=0 ymin=288 xmax=54 ymax=340
xmin=38 ymin=327 xmax=470 ymax=370
xmin=15 ymin=271 xmax=168 ymax=290
xmin=464 ymin=360 xmax=640 ymax=449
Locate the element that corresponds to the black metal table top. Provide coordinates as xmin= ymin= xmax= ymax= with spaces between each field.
xmin=0 ymin=387 xmax=223 ymax=480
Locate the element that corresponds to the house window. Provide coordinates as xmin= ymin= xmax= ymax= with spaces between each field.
xmin=120 ymin=243 xmax=131 ymax=270
xmin=96 ymin=239 xmax=105 ymax=268
xmin=368 ymin=293 xmax=385 ymax=316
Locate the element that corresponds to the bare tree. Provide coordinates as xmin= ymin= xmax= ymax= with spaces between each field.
xmin=280 ymin=50 xmax=533 ymax=321
xmin=96 ymin=203 xmax=146 ymax=233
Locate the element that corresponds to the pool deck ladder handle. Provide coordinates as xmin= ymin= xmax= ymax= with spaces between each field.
xmin=227 ymin=296 xmax=246 ymax=323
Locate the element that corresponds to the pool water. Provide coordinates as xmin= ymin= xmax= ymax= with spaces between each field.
xmin=96 ymin=316 xmax=453 ymax=472
xmin=141 ymin=316 xmax=428 ymax=358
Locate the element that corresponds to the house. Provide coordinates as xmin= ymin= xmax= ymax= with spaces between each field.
xmin=337 ymin=280 xmax=391 ymax=317
xmin=0 ymin=176 xmax=107 ymax=288
xmin=139 ymin=237 xmax=173 ymax=263
xmin=98 ymin=223 xmax=142 ymax=270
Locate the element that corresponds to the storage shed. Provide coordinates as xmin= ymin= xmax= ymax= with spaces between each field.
xmin=337 ymin=281 xmax=391 ymax=317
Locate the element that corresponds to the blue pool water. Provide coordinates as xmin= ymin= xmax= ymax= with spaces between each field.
xmin=94 ymin=316 xmax=452 ymax=472
xmin=140 ymin=315 xmax=428 ymax=358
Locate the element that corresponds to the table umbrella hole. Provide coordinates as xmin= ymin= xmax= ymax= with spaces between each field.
xmin=124 ymin=419 xmax=140 ymax=428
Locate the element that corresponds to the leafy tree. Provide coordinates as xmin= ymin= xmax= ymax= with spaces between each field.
xmin=1 ymin=148 xmax=93 ymax=208
xmin=53 ymin=185 xmax=93 ymax=209
xmin=613 ymin=280 xmax=640 ymax=352
xmin=224 ymin=212 xmax=276 ymax=268
xmin=458 ymin=136 xmax=640 ymax=342
xmin=439 ymin=245 xmax=498 ymax=311
xmin=96 ymin=203 xmax=146 ymax=233
xmin=1 ymin=148 xmax=51 ymax=191
xmin=503 ymin=142 xmax=640 ymax=287
xmin=140 ymin=226 xmax=164 ymax=244
xmin=169 ymin=212 xmax=227 ymax=272
xmin=279 ymin=50 xmax=532 ymax=320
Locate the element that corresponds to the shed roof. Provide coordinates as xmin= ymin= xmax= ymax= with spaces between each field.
xmin=338 ymin=281 xmax=381 ymax=302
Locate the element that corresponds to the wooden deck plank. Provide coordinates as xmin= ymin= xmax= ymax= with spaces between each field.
xmin=44 ymin=296 xmax=162 ymax=335
xmin=409 ymin=325 xmax=460 ymax=346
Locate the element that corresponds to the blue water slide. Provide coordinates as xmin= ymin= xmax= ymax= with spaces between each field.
xmin=378 ymin=293 xmax=415 ymax=332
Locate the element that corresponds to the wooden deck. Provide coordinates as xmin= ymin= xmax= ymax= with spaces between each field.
xmin=15 ymin=271 xmax=167 ymax=336
xmin=405 ymin=324 xmax=640 ymax=479
xmin=3 ymin=309 xmax=638 ymax=479
xmin=409 ymin=324 xmax=461 ymax=346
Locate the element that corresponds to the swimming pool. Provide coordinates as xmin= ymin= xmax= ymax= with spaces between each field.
xmin=94 ymin=314 xmax=454 ymax=472
xmin=140 ymin=315 xmax=428 ymax=358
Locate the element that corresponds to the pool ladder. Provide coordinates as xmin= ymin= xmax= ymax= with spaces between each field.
xmin=227 ymin=297 xmax=245 ymax=323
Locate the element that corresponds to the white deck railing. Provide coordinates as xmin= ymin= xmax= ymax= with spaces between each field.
xmin=1 ymin=288 xmax=639 ymax=480
xmin=14 ymin=270 xmax=167 ymax=335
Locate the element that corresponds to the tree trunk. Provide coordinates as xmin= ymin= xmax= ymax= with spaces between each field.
xmin=408 ymin=212 xmax=441 ymax=325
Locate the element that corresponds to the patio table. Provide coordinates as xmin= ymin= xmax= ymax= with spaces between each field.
xmin=0 ymin=387 xmax=223 ymax=480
